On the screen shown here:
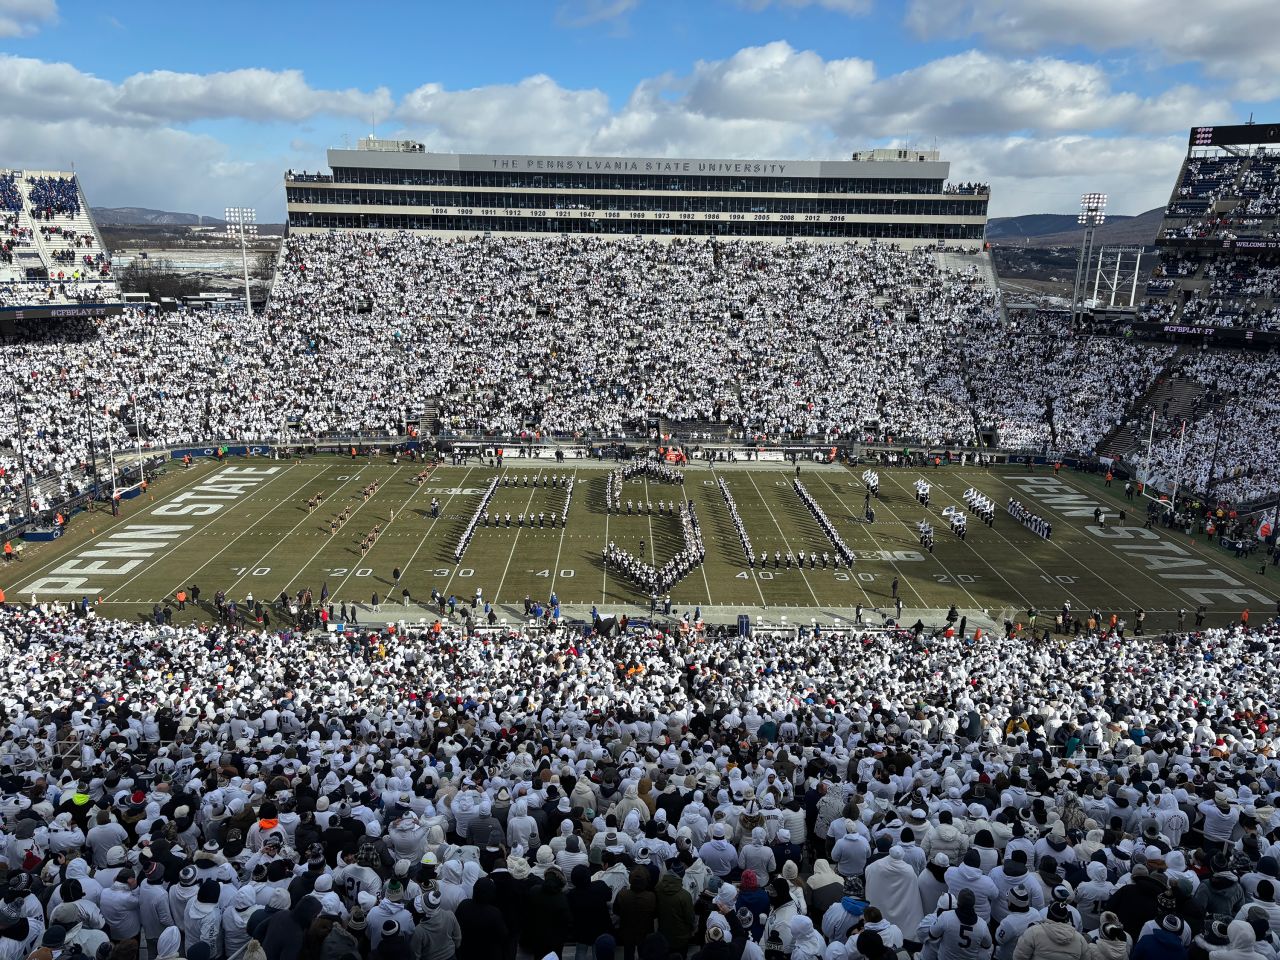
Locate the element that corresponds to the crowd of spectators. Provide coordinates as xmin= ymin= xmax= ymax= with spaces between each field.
xmin=2 ymin=231 xmax=1277 ymax=526
xmin=1145 ymin=350 xmax=1280 ymax=504
xmin=2 ymin=598 xmax=1280 ymax=960
xmin=0 ymin=174 xmax=20 ymax=213
xmin=268 ymin=234 xmax=995 ymax=445
xmin=0 ymin=214 xmax=34 ymax=268
xmin=960 ymin=313 xmax=1174 ymax=455
xmin=25 ymin=175 xmax=81 ymax=220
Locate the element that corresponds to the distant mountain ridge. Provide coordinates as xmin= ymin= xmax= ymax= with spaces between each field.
xmin=92 ymin=207 xmax=228 ymax=226
xmin=987 ymin=207 xmax=1165 ymax=247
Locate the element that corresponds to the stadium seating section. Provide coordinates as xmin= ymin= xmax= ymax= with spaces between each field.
xmin=0 ymin=168 xmax=118 ymax=304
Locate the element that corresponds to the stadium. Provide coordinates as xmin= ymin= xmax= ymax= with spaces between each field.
xmin=2 ymin=11 xmax=1280 ymax=960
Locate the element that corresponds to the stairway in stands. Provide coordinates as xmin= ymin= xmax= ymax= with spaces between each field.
xmin=936 ymin=249 xmax=999 ymax=290
xmin=418 ymin=400 xmax=440 ymax=436
xmin=0 ymin=203 xmax=44 ymax=284
xmin=1097 ymin=347 xmax=1204 ymax=462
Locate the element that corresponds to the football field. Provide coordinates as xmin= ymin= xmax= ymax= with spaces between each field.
xmin=6 ymin=455 xmax=1274 ymax=632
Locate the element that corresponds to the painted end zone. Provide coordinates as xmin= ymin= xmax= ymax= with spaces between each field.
xmin=20 ymin=466 xmax=283 ymax=597
xmin=1007 ymin=476 xmax=1272 ymax=607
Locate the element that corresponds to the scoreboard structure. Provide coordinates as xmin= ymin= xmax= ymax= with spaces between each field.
xmin=1190 ymin=124 xmax=1280 ymax=148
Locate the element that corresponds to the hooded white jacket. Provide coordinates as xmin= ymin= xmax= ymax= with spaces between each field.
xmin=221 ymin=887 xmax=258 ymax=960
xmin=1074 ymin=863 xmax=1114 ymax=932
xmin=1210 ymin=920 xmax=1262 ymax=960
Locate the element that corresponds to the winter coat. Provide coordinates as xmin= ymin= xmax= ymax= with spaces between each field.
xmin=1084 ymin=935 xmax=1131 ymax=960
xmin=922 ymin=824 xmax=970 ymax=868
xmin=319 ymin=924 xmax=365 ymax=960
xmin=1011 ymin=920 xmax=1088 ymax=960
xmin=262 ymin=898 xmax=323 ymax=960
xmin=456 ymin=877 xmax=509 ymax=960
xmin=611 ymin=785 xmax=651 ymax=826
xmin=1132 ymin=928 xmax=1187 ymax=960
xmin=654 ymin=872 xmax=696 ymax=952
xmin=698 ymin=839 xmax=739 ymax=878
xmin=410 ymin=907 xmax=463 ymax=960
xmin=615 ymin=867 xmax=658 ymax=947
xmin=1107 ymin=874 xmax=1167 ymax=941
xmin=1209 ymin=920 xmax=1261 ymax=960
xmin=944 ymin=863 xmax=1000 ymax=921
xmin=568 ymin=865 xmax=615 ymax=945
xmin=522 ymin=871 xmax=573 ymax=958
xmin=1194 ymin=873 xmax=1246 ymax=924
xmin=223 ymin=888 xmax=260 ymax=960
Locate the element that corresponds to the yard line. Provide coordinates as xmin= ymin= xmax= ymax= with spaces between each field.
xmin=331 ymin=466 xmax=434 ymax=599
xmin=880 ymin=470 xmax=1038 ymax=610
xmin=601 ymin=476 xmax=611 ymax=605
xmin=548 ymin=471 xmax=575 ymax=600
xmin=276 ymin=467 xmax=403 ymax=596
xmin=708 ymin=468 xmax=767 ymax=607
xmin=101 ymin=463 xmax=302 ymax=601
xmin=841 ymin=466 xmax=983 ymax=610
xmin=742 ymin=470 xmax=822 ymax=606
xmin=490 ymin=470 xmax=543 ymax=604
xmin=399 ymin=465 xmax=475 ymax=582
xmin=681 ymin=479 xmax=717 ymax=606
xmin=12 ymin=459 xmax=219 ymax=587
xmin=808 ymin=471 xmax=902 ymax=609
xmin=159 ymin=466 xmax=323 ymax=599
xmin=641 ymin=477 xmax=658 ymax=566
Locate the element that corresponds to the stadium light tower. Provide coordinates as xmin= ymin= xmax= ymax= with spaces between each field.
xmin=1070 ymin=193 xmax=1107 ymax=328
xmin=225 ymin=206 xmax=257 ymax=315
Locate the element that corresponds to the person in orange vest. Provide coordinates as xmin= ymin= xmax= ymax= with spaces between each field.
xmin=1053 ymin=461 xmax=1062 ymax=476
xmin=3 ymin=541 xmax=11 ymax=563
xmin=1105 ymin=470 xmax=1113 ymax=487
xmin=1242 ymin=608 xmax=1250 ymax=627
xmin=55 ymin=512 xmax=64 ymax=526
xmin=350 ymin=446 xmax=357 ymax=459
xmin=0 ymin=587 xmax=5 ymax=605
xmin=175 ymin=588 xmax=187 ymax=611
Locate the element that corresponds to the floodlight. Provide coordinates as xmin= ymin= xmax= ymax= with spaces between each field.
xmin=1077 ymin=193 xmax=1108 ymax=226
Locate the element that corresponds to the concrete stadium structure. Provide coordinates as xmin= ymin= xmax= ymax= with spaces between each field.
xmin=285 ymin=138 xmax=990 ymax=246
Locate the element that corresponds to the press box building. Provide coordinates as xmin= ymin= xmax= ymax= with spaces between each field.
xmin=284 ymin=138 xmax=989 ymax=246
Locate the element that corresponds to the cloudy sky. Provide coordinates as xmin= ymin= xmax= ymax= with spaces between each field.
xmin=2 ymin=0 xmax=1275 ymax=219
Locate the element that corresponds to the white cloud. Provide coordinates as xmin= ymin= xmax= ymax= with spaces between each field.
xmin=0 ymin=115 xmax=286 ymax=218
xmin=905 ymin=0 xmax=1280 ymax=100
xmin=953 ymin=135 xmax=1186 ymax=216
xmin=0 ymin=55 xmax=392 ymax=125
xmin=399 ymin=75 xmax=612 ymax=155
xmin=0 ymin=40 xmax=1232 ymax=219
xmin=0 ymin=0 xmax=56 ymax=38
xmin=685 ymin=41 xmax=876 ymax=122
xmin=117 ymin=69 xmax=393 ymax=124
xmin=856 ymin=52 xmax=1230 ymax=138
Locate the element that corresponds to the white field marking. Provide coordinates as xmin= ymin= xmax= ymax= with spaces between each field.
xmin=103 ymin=464 xmax=301 ymax=601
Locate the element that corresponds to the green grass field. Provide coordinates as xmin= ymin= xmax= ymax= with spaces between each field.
xmin=6 ymin=455 xmax=1275 ymax=632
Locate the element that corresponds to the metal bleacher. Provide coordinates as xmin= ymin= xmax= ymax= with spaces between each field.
xmin=0 ymin=168 xmax=119 ymax=302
